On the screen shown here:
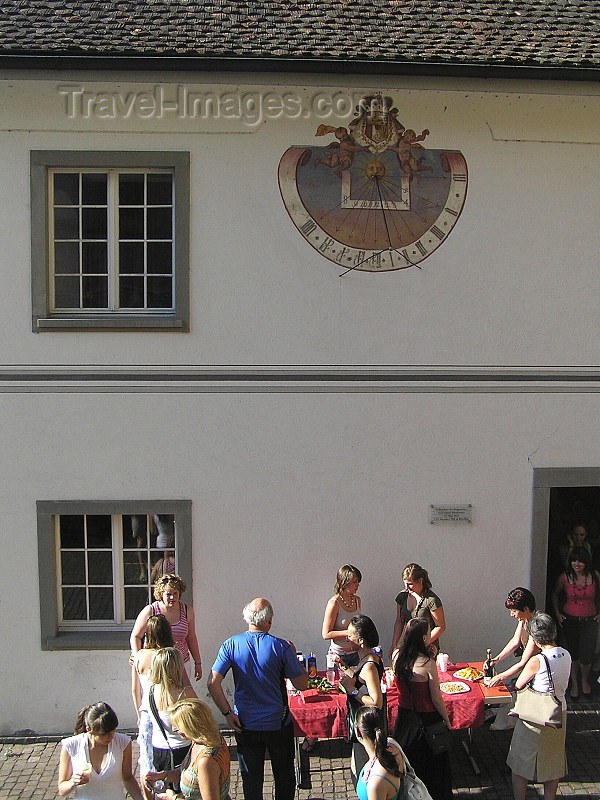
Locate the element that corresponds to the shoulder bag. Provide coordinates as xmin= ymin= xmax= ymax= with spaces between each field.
xmin=396 ymin=745 xmax=433 ymax=800
xmin=508 ymin=653 xmax=562 ymax=728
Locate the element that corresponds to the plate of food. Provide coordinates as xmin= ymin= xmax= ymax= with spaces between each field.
xmin=440 ymin=680 xmax=470 ymax=694
xmin=453 ymin=667 xmax=483 ymax=682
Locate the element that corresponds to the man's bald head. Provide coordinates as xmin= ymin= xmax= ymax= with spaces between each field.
xmin=243 ymin=597 xmax=274 ymax=629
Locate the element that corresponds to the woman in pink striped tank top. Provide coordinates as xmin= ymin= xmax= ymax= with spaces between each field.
xmin=131 ymin=574 xmax=203 ymax=682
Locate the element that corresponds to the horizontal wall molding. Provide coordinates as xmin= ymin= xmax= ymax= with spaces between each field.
xmin=3 ymin=366 xmax=600 ymax=393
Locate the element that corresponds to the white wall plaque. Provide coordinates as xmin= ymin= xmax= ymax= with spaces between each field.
xmin=430 ymin=504 xmax=472 ymax=524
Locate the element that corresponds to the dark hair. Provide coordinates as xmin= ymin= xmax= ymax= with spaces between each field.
xmin=566 ymin=546 xmax=596 ymax=582
xmin=505 ymin=587 xmax=536 ymax=613
xmin=355 ymin=706 xmax=400 ymax=778
xmin=394 ymin=617 xmax=431 ymax=682
xmin=145 ymin=614 xmax=175 ymax=650
xmin=402 ymin=563 xmax=432 ymax=592
xmin=350 ymin=614 xmax=379 ymax=648
xmin=527 ymin=613 xmax=557 ymax=646
xmin=334 ymin=565 xmax=362 ymax=595
xmin=74 ymin=702 xmax=118 ymax=735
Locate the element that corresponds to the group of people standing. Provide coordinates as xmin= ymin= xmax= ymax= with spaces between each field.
xmin=57 ymin=538 xmax=600 ymax=800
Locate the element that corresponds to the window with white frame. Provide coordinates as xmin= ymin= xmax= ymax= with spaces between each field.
xmin=37 ymin=501 xmax=192 ymax=650
xmin=31 ymin=152 xmax=190 ymax=331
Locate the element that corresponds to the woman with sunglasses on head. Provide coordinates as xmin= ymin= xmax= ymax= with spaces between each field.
xmin=131 ymin=573 xmax=202 ymax=683
xmin=145 ymin=698 xmax=231 ymax=800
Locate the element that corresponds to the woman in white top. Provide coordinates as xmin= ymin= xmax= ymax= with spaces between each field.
xmin=58 ymin=702 xmax=143 ymax=800
xmin=507 ymin=613 xmax=571 ymax=800
xmin=148 ymin=647 xmax=197 ymax=789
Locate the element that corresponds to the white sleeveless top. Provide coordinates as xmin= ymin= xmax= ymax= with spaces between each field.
xmin=531 ymin=647 xmax=571 ymax=709
xmin=61 ymin=732 xmax=131 ymax=800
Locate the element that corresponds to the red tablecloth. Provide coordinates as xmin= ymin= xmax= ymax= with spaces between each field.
xmin=288 ymin=664 xmax=506 ymax=738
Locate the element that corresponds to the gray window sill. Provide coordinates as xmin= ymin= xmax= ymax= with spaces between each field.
xmin=42 ymin=630 xmax=131 ymax=651
xmin=34 ymin=316 xmax=187 ymax=331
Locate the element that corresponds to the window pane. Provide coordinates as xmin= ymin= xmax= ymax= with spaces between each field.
xmin=119 ymin=242 xmax=144 ymax=274
xmin=82 ymin=173 xmax=107 ymax=205
xmin=147 ymin=174 xmax=172 ymax=205
xmin=86 ymin=515 xmax=112 ymax=547
xmin=147 ymin=242 xmax=172 ymax=274
xmin=54 ymin=207 xmax=79 ymax=239
xmin=59 ymin=515 xmax=85 ymax=548
xmin=125 ymin=587 xmax=150 ymax=620
xmin=88 ymin=551 xmax=113 ymax=584
xmin=119 ymin=276 xmax=144 ymax=308
xmin=128 ymin=514 xmax=149 ymax=546
xmin=147 ymin=207 xmax=172 ymax=239
xmin=55 ymin=275 xmax=81 ymax=308
xmin=119 ymin=207 xmax=144 ymax=239
xmin=89 ymin=588 xmax=114 ymax=620
xmin=62 ymin=587 xmax=87 ymax=620
xmin=54 ymin=173 xmax=79 ymax=205
xmin=119 ymin=173 xmax=145 ymax=205
xmin=82 ymin=276 xmax=108 ymax=308
xmin=82 ymin=242 xmax=108 ymax=274
xmin=123 ymin=549 xmax=148 ymax=585
xmin=147 ymin=276 xmax=172 ymax=308
xmin=61 ymin=551 xmax=86 ymax=584
xmin=54 ymin=241 xmax=80 ymax=274
xmin=82 ymin=207 xmax=107 ymax=239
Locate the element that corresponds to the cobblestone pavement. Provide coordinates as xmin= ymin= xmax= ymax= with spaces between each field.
xmin=2 ymin=701 xmax=600 ymax=800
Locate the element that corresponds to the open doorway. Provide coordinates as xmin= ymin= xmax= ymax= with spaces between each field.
xmin=531 ymin=468 xmax=600 ymax=618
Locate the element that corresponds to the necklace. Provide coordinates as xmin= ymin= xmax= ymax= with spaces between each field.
xmin=339 ymin=594 xmax=356 ymax=610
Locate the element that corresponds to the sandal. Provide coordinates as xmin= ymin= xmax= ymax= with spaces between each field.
xmin=302 ymin=737 xmax=317 ymax=752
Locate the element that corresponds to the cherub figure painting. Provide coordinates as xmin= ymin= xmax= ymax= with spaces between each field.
xmin=388 ymin=129 xmax=433 ymax=183
xmin=314 ymin=125 xmax=367 ymax=177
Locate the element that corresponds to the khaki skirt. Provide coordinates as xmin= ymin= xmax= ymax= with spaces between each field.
xmin=506 ymin=710 xmax=567 ymax=783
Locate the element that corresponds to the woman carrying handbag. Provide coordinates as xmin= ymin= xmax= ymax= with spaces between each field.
xmin=507 ymin=613 xmax=571 ymax=800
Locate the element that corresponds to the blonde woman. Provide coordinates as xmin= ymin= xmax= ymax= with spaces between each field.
xmin=131 ymin=574 xmax=202 ymax=681
xmin=145 ymin=698 xmax=231 ymax=800
xmin=149 ymin=647 xmax=197 ymax=787
xmin=131 ymin=615 xmax=176 ymax=794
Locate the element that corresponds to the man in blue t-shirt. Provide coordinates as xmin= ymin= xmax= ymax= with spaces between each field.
xmin=208 ymin=597 xmax=308 ymax=800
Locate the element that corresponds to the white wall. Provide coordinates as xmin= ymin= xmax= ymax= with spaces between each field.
xmin=0 ymin=72 xmax=599 ymax=366
xmin=3 ymin=388 xmax=600 ymax=732
xmin=1 ymin=71 xmax=600 ymax=733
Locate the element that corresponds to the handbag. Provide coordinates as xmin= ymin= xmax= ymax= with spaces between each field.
xmin=508 ymin=653 xmax=563 ymax=728
xmin=396 ymin=745 xmax=433 ymax=800
xmin=423 ymin=718 xmax=451 ymax=754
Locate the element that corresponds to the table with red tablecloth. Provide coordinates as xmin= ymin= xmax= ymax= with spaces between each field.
xmin=289 ymin=663 xmax=511 ymax=739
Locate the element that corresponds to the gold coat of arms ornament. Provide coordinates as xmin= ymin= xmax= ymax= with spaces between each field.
xmin=278 ymin=93 xmax=468 ymax=274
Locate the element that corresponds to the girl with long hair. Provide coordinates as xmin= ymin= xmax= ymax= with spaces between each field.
xmin=393 ymin=618 xmax=451 ymax=800
xmin=354 ymin=706 xmax=404 ymax=800
xmin=148 ymin=647 xmax=197 ymax=788
xmin=389 ymin=564 xmax=445 ymax=660
xmin=552 ymin=545 xmax=600 ymax=698
xmin=131 ymin=615 xmax=177 ymax=796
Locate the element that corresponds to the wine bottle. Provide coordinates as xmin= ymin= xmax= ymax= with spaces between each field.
xmin=483 ymin=648 xmax=494 ymax=680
